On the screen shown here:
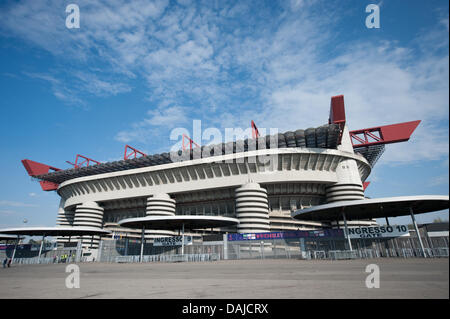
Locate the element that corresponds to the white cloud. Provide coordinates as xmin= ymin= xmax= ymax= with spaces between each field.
xmin=440 ymin=17 xmax=449 ymax=31
xmin=0 ymin=200 xmax=38 ymax=208
xmin=22 ymin=69 xmax=132 ymax=106
xmin=144 ymin=106 xmax=188 ymax=126
xmin=0 ymin=210 xmax=16 ymax=215
xmin=427 ymin=174 xmax=449 ymax=187
xmin=1 ymin=1 xmax=448 ymax=168
xmin=115 ymin=105 xmax=189 ymax=143
xmin=23 ymin=72 xmax=86 ymax=106
xmin=73 ymin=71 xmax=132 ymax=96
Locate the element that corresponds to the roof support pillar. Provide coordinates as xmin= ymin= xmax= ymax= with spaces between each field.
xmin=140 ymin=225 xmax=145 ymax=263
xmin=410 ymin=207 xmax=426 ymax=258
xmin=75 ymin=239 xmax=82 ymax=263
xmin=38 ymin=234 xmax=45 ymax=264
xmin=342 ymin=210 xmax=353 ymax=251
xmin=11 ymin=235 xmax=19 ymax=263
xmin=181 ymin=222 xmax=185 ymax=257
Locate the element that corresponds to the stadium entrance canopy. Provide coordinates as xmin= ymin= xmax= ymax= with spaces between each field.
xmin=118 ymin=216 xmax=239 ymax=262
xmin=0 ymin=226 xmax=111 ymax=263
xmin=291 ymin=195 xmax=449 ymax=256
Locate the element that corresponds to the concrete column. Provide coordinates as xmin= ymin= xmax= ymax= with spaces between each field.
xmin=181 ymin=223 xmax=185 ymax=256
xmin=223 ymin=234 xmax=228 ymax=260
xmin=38 ymin=235 xmax=45 ymax=264
xmin=235 ymin=182 xmax=270 ymax=233
xmin=299 ymin=238 xmax=306 ymax=255
xmin=11 ymin=235 xmax=19 ymax=263
xmin=140 ymin=226 xmax=145 ymax=263
xmin=342 ymin=211 xmax=353 ymax=251
xmin=97 ymin=240 xmax=103 ymax=262
xmin=75 ymin=239 xmax=82 ymax=262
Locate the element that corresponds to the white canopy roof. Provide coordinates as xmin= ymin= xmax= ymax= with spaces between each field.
xmin=0 ymin=226 xmax=111 ymax=237
xmin=291 ymin=195 xmax=449 ymax=221
xmin=119 ymin=215 xmax=239 ymax=230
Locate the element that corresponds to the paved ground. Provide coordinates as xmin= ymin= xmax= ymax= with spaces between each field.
xmin=0 ymin=258 xmax=448 ymax=299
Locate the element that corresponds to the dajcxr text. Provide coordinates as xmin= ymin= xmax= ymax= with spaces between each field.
xmin=227 ymin=304 xmax=268 ymax=315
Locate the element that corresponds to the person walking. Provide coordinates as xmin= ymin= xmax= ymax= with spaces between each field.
xmin=2 ymin=258 xmax=7 ymax=268
xmin=7 ymin=258 xmax=12 ymax=268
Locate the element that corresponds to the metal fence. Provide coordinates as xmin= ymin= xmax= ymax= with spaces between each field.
xmin=11 ymin=257 xmax=55 ymax=265
xmin=11 ymin=255 xmax=91 ymax=265
xmin=97 ymin=239 xmax=224 ymax=263
xmin=94 ymin=235 xmax=448 ymax=263
xmin=114 ymin=253 xmax=220 ymax=263
xmin=224 ymin=237 xmax=449 ymax=260
xmin=5 ymin=234 xmax=449 ymax=265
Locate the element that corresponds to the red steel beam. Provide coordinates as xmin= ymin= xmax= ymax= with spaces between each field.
xmin=21 ymin=159 xmax=61 ymax=191
xmin=363 ymin=181 xmax=370 ymax=191
xmin=328 ymin=95 xmax=346 ymax=144
xmin=124 ymin=145 xmax=147 ymax=160
xmin=22 ymin=159 xmax=60 ymax=176
xmin=39 ymin=180 xmax=60 ymax=192
xmin=182 ymin=134 xmax=200 ymax=151
xmin=350 ymin=120 xmax=421 ymax=148
xmin=66 ymin=154 xmax=101 ymax=168
xmin=251 ymin=120 xmax=260 ymax=139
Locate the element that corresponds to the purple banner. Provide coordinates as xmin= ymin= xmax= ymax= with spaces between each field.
xmin=0 ymin=244 xmax=30 ymax=250
xmin=227 ymin=229 xmax=344 ymax=241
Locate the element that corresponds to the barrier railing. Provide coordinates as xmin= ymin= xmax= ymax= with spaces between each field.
xmin=313 ymin=250 xmax=327 ymax=259
xmin=329 ymin=250 xmax=359 ymax=260
xmin=432 ymin=248 xmax=449 ymax=257
xmin=115 ymin=253 xmax=220 ymax=263
xmin=12 ymin=257 xmax=55 ymax=265
xmin=7 ymin=237 xmax=449 ymax=266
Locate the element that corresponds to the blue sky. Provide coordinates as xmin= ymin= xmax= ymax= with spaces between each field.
xmin=0 ymin=0 xmax=448 ymax=229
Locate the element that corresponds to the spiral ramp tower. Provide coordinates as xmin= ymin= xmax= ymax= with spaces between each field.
xmin=73 ymin=201 xmax=104 ymax=249
xmin=145 ymin=193 xmax=176 ymax=238
xmin=235 ymin=183 xmax=270 ymax=233
xmin=326 ymin=182 xmax=365 ymax=203
xmin=56 ymin=199 xmax=74 ymax=245
xmin=326 ymin=125 xmax=365 ymax=203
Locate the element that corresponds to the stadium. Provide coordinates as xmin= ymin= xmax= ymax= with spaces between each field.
xmin=17 ymin=94 xmax=428 ymax=258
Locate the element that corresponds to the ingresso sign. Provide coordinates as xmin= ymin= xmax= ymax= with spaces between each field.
xmin=153 ymin=236 xmax=193 ymax=246
xmin=347 ymin=225 xmax=410 ymax=239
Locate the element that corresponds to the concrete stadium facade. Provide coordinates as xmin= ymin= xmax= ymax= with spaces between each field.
xmin=25 ymin=95 xmax=422 ymax=254
xmin=53 ymin=127 xmax=375 ymax=250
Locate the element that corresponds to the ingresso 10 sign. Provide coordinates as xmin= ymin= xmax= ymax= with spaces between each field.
xmin=347 ymin=225 xmax=410 ymax=239
xmin=153 ymin=236 xmax=193 ymax=246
